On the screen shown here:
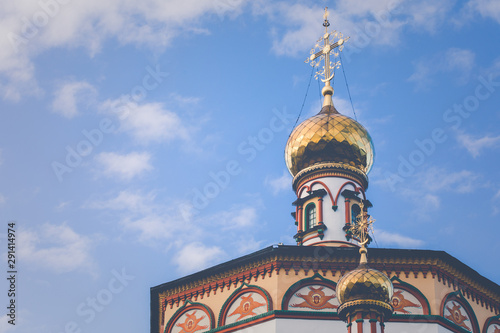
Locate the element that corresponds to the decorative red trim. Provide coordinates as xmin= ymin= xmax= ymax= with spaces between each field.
xmin=281 ymin=276 xmax=338 ymax=310
xmin=303 ymin=234 xmax=320 ymax=243
xmin=298 ymin=206 xmax=303 ymax=233
xmin=309 ymin=181 xmax=335 ymax=205
xmin=439 ymin=292 xmax=480 ymax=333
xmin=295 ymin=170 xmax=367 ymax=193
xmin=357 ymin=319 xmax=363 ymax=333
xmin=164 ymin=303 xmax=214 ymax=333
xmin=345 ymin=198 xmax=351 ymax=225
xmin=297 ymin=185 xmax=309 ymax=198
xmin=391 ymin=281 xmax=430 ymax=315
xmin=482 ymin=316 xmax=500 ymax=333
xmin=219 ymin=286 xmax=273 ymax=327
xmin=334 ymin=181 xmax=365 ymax=206
xmin=215 ymin=313 xmax=274 ymax=333
xmin=297 ymin=181 xmax=335 ymax=207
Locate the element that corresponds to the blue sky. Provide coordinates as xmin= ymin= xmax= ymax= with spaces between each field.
xmin=1 ymin=0 xmax=500 ymax=332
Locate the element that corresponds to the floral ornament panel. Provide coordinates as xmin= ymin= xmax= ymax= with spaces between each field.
xmin=288 ymin=285 xmax=339 ymax=311
xmin=391 ymin=289 xmax=423 ymax=315
xmin=225 ymin=292 xmax=267 ymax=325
xmin=486 ymin=324 xmax=500 ymax=333
xmin=444 ymin=301 xmax=472 ymax=332
xmin=171 ymin=310 xmax=210 ymax=333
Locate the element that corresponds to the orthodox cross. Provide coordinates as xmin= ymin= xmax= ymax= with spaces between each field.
xmin=305 ymin=7 xmax=350 ymax=84
xmin=350 ymin=202 xmax=374 ymax=247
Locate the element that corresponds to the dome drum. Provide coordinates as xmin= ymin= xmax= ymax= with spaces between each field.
xmin=292 ymin=162 xmax=369 ymax=191
xmin=337 ymin=299 xmax=393 ymax=321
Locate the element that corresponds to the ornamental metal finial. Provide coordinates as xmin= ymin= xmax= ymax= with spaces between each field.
xmin=323 ymin=7 xmax=330 ymax=29
xmin=349 ymin=202 xmax=375 ymax=265
xmin=305 ymin=7 xmax=350 ymax=107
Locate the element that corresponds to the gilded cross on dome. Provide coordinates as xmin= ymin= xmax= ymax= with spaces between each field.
xmin=305 ymin=8 xmax=349 ymax=91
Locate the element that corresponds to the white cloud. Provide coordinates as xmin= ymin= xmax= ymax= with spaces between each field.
xmin=95 ymin=151 xmax=153 ymax=180
xmin=214 ymin=206 xmax=258 ymax=230
xmin=51 ymin=81 xmax=97 ymax=118
xmin=376 ymin=166 xmax=481 ymax=220
xmin=88 ymin=191 xmax=263 ymax=253
xmin=87 ymin=190 xmax=193 ymax=242
xmin=230 ymin=207 xmax=258 ymax=228
xmin=492 ymin=189 xmax=500 ymax=215
xmin=397 ymin=187 xmax=441 ymax=216
xmin=470 ymin=0 xmax=500 ymax=23
xmin=174 ymin=242 xmax=225 ymax=274
xmin=374 ymin=229 xmax=424 ymax=247
xmin=169 ymin=93 xmax=201 ymax=107
xmin=88 ymin=191 xmax=264 ymax=275
xmin=55 ymin=201 xmax=70 ymax=211
xmin=0 ymin=0 xmax=246 ymax=100
xmin=456 ymin=131 xmax=500 ymax=158
xmin=18 ymin=223 xmax=97 ymax=276
xmin=0 ymin=314 xmax=15 ymax=332
xmin=100 ymin=98 xmax=189 ymax=144
xmin=416 ymin=167 xmax=479 ymax=194
xmin=404 ymin=0 xmax=455 ymax=32
xmin=0 ymin=194 xmax=5 ymax=205
xmin=408 ymin=48 xmax=475 ymax=89
xmin=235 ymin=236 xmax=264 ymax=254
xmin=264 ymin=170 xmax=292 ymax=195
xmin=89 ymin=190 xmax=155 ymax=213
xmin=258 ymin=0 xmax=463 ymax=59
xmin=494 ymin=190 xmax=500 ymax=200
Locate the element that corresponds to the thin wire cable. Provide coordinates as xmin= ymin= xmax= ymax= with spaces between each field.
xmin=339 ymin=52 xmax=357 ymax=121
xmin=317 ymin=68 xmax=322 ymax=103
xmin=289 ymin=64 xmax=315 ymax=137
xmin=371 ymin=229 xmax=380 ymax=248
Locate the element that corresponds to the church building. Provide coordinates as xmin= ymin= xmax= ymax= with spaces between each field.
xmin=151 ymin=8 xmax=500 ymax=333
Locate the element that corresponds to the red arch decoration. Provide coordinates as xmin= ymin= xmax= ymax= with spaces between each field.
xmin=440 ymin=291 xmax=479 ymax=333
xmin=164 ymin=301 xmax=215 ymax=333
xmin=334 ymin=181 xmax=365 ymax=206
xmin=218 ymin=284 xmax=272 ymax=327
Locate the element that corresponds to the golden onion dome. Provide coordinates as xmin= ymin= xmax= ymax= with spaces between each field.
xmin=285 ymin=105 xmax=374 ymax=177
xmin=336 ymin=264 xmax=393 ymax=305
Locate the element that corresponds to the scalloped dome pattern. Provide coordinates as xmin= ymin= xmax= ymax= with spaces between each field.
xmin=285 ymin=107 xmax=374 ymax=176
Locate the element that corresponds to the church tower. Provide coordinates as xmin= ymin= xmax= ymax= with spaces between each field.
xmin=285 ymin=8 xmax=374 ymax=247
xmin=151 ymin=8 xmax=500 ymax=333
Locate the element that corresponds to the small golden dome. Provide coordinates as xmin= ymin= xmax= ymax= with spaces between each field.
xmin=285 ymin=105 xmax=374 ymax=177
xmin=336 ymin=264 xmax=393 ymax=305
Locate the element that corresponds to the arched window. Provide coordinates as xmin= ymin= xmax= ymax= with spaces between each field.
xmin=305 ymin=204 xmax=316 ymax=230
xmin=351 ymin=204 xmax=361 ymax=225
